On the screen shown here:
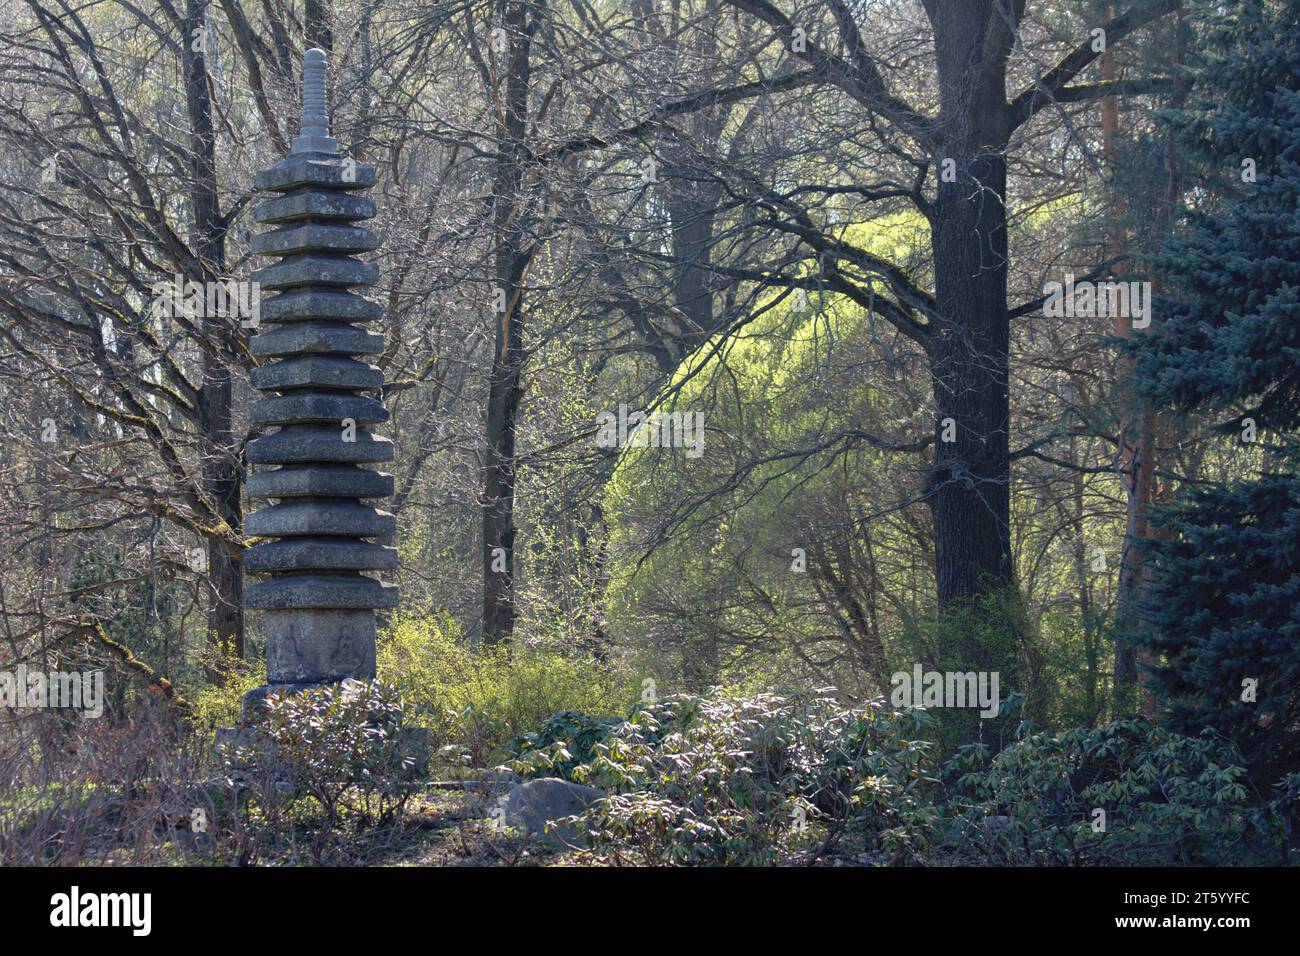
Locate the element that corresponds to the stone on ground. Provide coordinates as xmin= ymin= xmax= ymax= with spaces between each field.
xmin=492 ymin=777 xmax=604 ymax=849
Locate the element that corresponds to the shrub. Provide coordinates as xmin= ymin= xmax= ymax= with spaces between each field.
xmin=517 ymin=690 xmax=939 ymax=866
xmin=187 ymin=649 xmax=264 ymax=740
xmin=377 ymin=613 xmax=629 ymax=768
xmin=222 ymin=680 xmax=423 ymax=833
xmin=509 ymin=709 xmax=624 ymax=779
xmin=904 ymin=589 xmax=1029 ymax=751
xmin=941 ymin=718 xmax=1284 ymax=865
xmin=504 ymin=693 xmax=1293 ymax=867
xmin=0 ymin=704 xmax=209 ymax=866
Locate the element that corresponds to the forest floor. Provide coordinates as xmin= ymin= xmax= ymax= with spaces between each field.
xmin=362 ymin=791 xmax=583 ymax=867
xmin=227 ymin=789 xmax=885 ymax=867
xmin=20 ymin=784 xmax=891 ymax=866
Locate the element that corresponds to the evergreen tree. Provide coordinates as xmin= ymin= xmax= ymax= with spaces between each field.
xmin=1133 ymin=0 xmax=1300 ymax=780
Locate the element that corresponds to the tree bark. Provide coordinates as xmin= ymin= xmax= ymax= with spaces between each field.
xmin=183 ymin=0 xmax=243 ymax=663
xmin=925 ymin=0 xmax=1016 ymax=614
xmin=481 ymin=0 xmax=532 ymax=645
xmin=1110 ymin=2 xmax=1177 ymax=717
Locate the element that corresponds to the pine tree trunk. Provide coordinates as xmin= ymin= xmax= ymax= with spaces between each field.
xmin=1109 ymin=3 xmax=1173 ymax=717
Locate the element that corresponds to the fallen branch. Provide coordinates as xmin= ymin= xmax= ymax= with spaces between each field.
xmin=79 ymin=618 xmax=192 ymax=711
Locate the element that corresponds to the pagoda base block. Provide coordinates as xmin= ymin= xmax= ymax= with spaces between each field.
xmin=264 ymin=607 xmax=377 ymax=684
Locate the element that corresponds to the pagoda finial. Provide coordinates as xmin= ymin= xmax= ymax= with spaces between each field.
xmin=293 ymin=47 xmax=338 ymax=155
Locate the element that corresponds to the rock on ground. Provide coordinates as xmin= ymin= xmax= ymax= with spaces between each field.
xmin=492 ymin=777 xmax=604 ymax=849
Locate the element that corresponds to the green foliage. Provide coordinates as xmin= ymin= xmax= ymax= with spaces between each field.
xmin=1143 ymin=474 xmax=1300 ymax=779
xmin=376 ymin=613 xmax=629 ymax=768
xmin=943 ymin=719 xmax=1279 ymax=865
xmin=1134 ymin=0 xmax=1300 ymax=426
xmin=1033 ymin=604 xmax=1111 ymax=729
xmin=509 ymin=709 xmax=624 ymax=779
xmin=601 ymin=279 xmax=931 ymax=697
xmin=904 ymin=588 xmax=1029 ymax=751
xmin=223 ymin=680 xmax=423 ymax=830
xmin=498 ymin=689 xmax=1295 ymax=866
xmin=516 ymin=690 xmax=940 ymax=866
xmin=1131 ymin=0 xmax=1300 ymax=783
xmin=187 ymin=649 xmax=264 ymax=739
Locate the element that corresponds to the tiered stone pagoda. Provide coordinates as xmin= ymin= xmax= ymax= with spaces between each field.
xmin=243 ymin=48 xmax=397 ymax=710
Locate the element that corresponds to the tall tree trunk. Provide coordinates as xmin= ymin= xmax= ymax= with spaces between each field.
xmin=667 ymin=178 xmax=719 ymax=358
xmin=1069 ymin=435 xmax=1101 ymax=726
xmin=663 ymin=49 xmax=724 ymax=363
xmin=1110 ymin=3 xmax=1175 ymax=717
xmin=925 ymin=1 xmax=1016 ymax=618
xmin=184 ymin=0 xmax=243 ymax=664
xmin=481 ymin=0 xmax=532 ymax=645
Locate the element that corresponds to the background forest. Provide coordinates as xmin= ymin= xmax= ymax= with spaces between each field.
xmin=0 ymin=0 xmax=1297 ymax=866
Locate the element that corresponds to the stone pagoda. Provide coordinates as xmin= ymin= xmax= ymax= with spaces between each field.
xmin=243 ymin=48 xmax=397 ymax=711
